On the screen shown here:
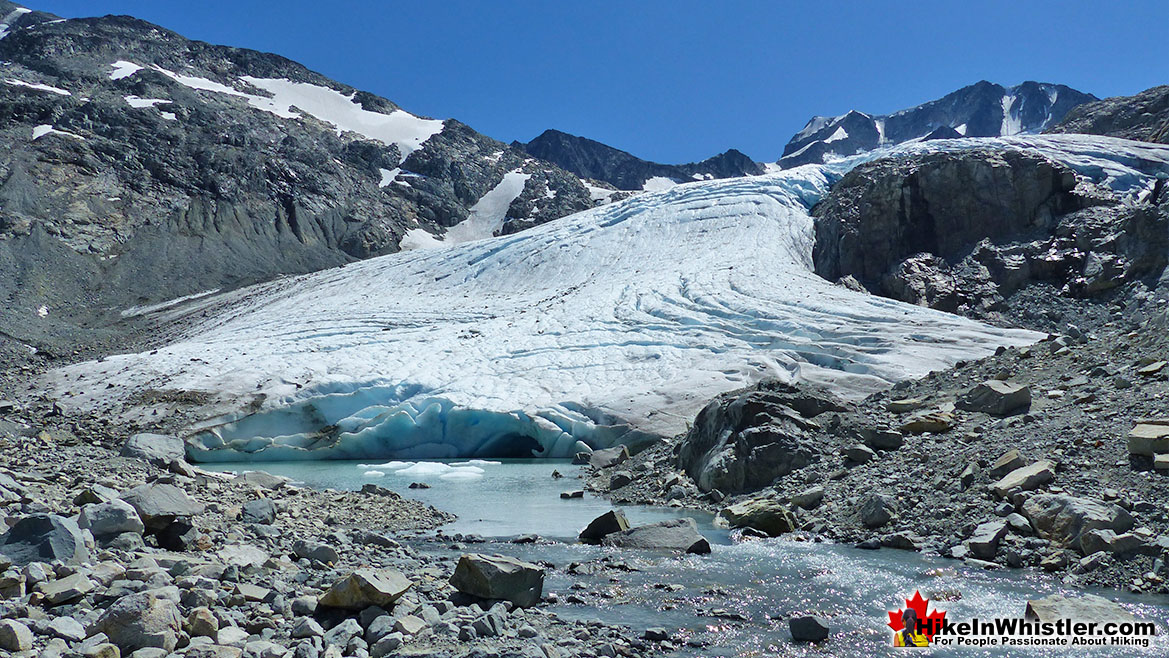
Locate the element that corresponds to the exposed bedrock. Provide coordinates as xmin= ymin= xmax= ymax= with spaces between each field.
xmin=811 ymin=148 xmax=1169 ymax=317
xmin=675 ymin=380 xmax=848 ymax=494
xmin=1047 ymin=85 xmax=1169 ymax=145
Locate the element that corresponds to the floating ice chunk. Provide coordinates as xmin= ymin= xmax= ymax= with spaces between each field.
xmin=440 ymin=470 xmax=484 ymax=481
xmin=393 ymin=462 xmax=485 ymax=477
xmin=109 ymin=60 xmax=143 ymax=80
xmin=363 ymin=470 xmax=385 ymax=477
xmin=370 ymin=461 xmax=412 ymax=471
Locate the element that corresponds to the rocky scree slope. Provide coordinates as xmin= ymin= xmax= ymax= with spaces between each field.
xmin=780 ymin=80 xmax=1095 ymax=168
xmin=811 ymin=143 xmax=1169 ymax=321
xmin=0 ymin=2 xmax=594 ymax=354
xmin=589 ymin=293 xmax=1169 ymax=595
xmin=515 ymin=128 xmax=763 ymax=191
xmin=0 ymin=420 xmax=668 ymax=657
xmin=1047 ymin=85 xmax=1169 ymax=145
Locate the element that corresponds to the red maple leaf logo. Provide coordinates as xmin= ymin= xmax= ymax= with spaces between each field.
xmin=888 ymin=590 xmax=947 ymax=641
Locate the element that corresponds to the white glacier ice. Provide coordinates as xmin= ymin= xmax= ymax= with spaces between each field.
xmin=46 ymin=136 xmax=1169 ymax=462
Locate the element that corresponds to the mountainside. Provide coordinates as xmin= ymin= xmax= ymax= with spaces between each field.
xmin=514 ymin=128 xmax=763 ymax=191
xmin=0 ymin=2 xmax=597 ymax=351
xmin=779 ymin=80 xmax=1096 ymax=168
xmin=1047 ymin=85 xmax=1169 ymax=144
xmin=46 ymin=135 xmax=1169 ymax=462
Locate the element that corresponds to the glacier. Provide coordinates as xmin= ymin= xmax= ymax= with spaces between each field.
xmin=46 ymin=135 xmax=1169 ymax=461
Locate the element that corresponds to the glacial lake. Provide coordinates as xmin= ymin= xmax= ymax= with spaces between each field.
xmin=206 ymin=459 xmax=1169 ymax=657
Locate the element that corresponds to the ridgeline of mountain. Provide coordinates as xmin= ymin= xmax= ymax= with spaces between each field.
xmin=1047 ymin=85 xmax=1169 ymax=144
xmin=514 ymin=129 xmax=764 ymax=191
xmin=779 ymin=80 xmax=1096 ymax=168
xmin=0 ymin=1 xmax=597 ymax=351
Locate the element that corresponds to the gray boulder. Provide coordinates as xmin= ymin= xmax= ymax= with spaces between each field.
xmin=717 ymin=497 xmax=796 ymax=537
xmin=0 ymin=514 xmax=90 ymax=566
xmin=677 ymin=382 xmax=843 ymax=494
xmin=318 ymin=569 xmax=413 ymax=610
xmin=92 ymin=592 xmax=183 ymax=652
xmin=121 ymin=433 xmax=186 ymax=467
xmin=1080 ymin=530 xmax=1145 ymax=556
xmin=789 ymin=615 xmax=830 ymax=642
xmin=601 ymin=518 xmax=711 ymax=554
xmin=0 ymin=619 xmax=33 ymax=652
xmin=292 ymin=540 xmax=339 ymax=564
xmin=608 ymin=471 xmax=633 ymax=490
xmin=991 ymin=460 xmax=1054 ymax=498
xmin=858 ymin=494 xmax=896 ymax=528
xmin=579 ymin=510 xmax=631 ymax=545
xmin=965 ymin=520 xmax=1008 ymax=560
xmin=957 ymin=381 xmax=1032 ymax=416
xmin=79 ymin=499 xmax=146 ymax=538
xmin=588 ymin=446 xmax=629 ymax=469
xmin=241 ymin=499 xmax=277 ymax=525
xmin=791 ymin=486 xmax=825 ymax=509
xmin=39 ymin=573 xmax=95 ymax=606
xmin=1025 ymin=593 xmax=1134 ymax=623
xmin=1127 ymin=423 xmax=1169 ymax=456
xmin=449 ymin=553 xmax=545 ymax=608
xmin=1022 ymin=494 xmax=1133 ymax=553
xmin=988 ymin=449 xmax=1027 ymax=479
xmin=120 ymin=484 xmax=205 ymax=531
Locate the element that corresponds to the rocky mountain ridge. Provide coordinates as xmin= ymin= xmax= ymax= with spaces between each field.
xmin=514 ymin=128 xmax=763 ymax=191
xmin=1047 ymin=85 xmax=1169 ymax=145
xmin=779 ymin=80 xmax=1096 ymax=168
xmin=0 ymin=1 xmax=600 ymax=354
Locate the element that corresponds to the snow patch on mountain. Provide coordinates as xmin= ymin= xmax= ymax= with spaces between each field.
xmin=124 ymin=95 xmax=171 ymax=109
xmin=32 ymin=124 xmax=82 ymax=140
xmin=107 ymin=62 xmax=444 ymax=163
xmin=240 ymin=77 xmax=445 ymax=162
xmin=444 ymin=171 xmax=531 ymax=243
xmin=108 ymin=60 xmax=143 ymax=80
xmin=0 ymin=6 xmax=30 ymax=40
xmin=5 ymin=78 xmax=71 ymax=95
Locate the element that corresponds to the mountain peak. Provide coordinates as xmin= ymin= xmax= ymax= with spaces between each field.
xmin=779 ymin=80 xmax=1097 ymax=168
xmin=516 ymin=131 xmax=762 ymax=190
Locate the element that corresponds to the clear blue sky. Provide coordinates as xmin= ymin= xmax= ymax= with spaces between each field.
xmin=32 ymin=0 xmax=1169 ymax=163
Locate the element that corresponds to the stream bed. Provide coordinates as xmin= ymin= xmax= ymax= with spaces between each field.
xmin=206 ymin=459 xmax=1169 ymax=656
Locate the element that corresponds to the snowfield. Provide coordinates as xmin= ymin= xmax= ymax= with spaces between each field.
xmin=47 ymin=135 xmax=1169 ymax=461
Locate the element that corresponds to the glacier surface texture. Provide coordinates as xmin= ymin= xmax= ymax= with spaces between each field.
xmin=48 ymin=136 xmax=1169 ymax=461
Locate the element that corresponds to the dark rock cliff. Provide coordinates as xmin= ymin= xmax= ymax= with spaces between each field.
xmin=0 ymin=3 xmax=594 ymax=350
xmin=1047 ymin=86 xmax=1169 ymax=145
xmin=811 ymin=148 xmax=1168 ymax=318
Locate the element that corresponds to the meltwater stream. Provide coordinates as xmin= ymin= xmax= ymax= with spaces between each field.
xmin=207 ymin=459 xmax=1169 ymax=657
